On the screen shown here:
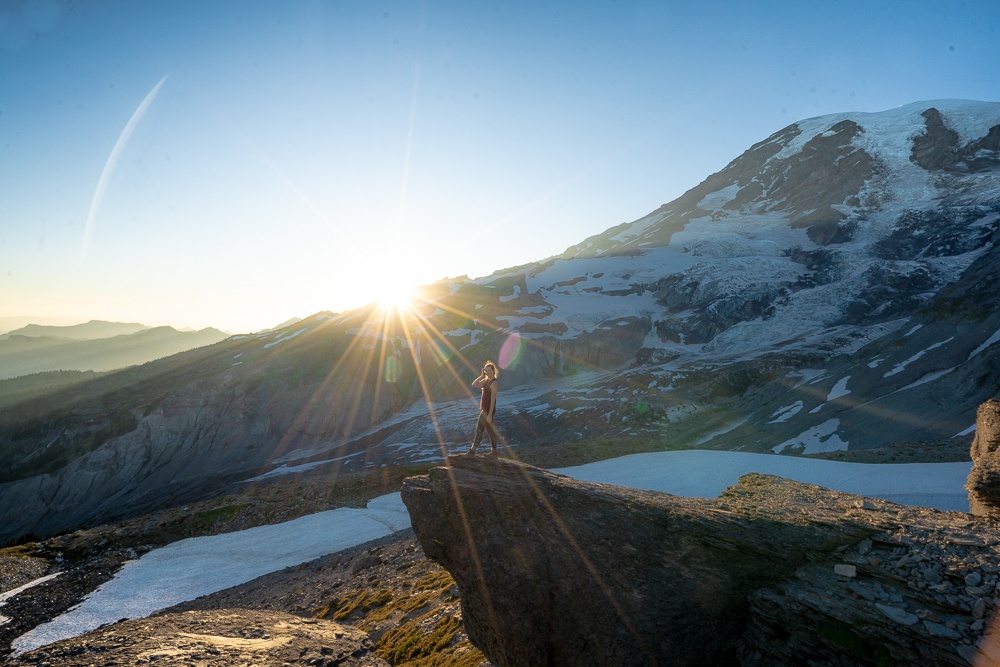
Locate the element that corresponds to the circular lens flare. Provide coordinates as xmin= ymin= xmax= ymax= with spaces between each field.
xmin=499 ymin=333 xmax=525 ymax=370
xmin=384 ymin=355 xmax=401 ymax=383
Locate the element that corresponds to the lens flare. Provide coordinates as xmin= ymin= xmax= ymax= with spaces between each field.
xmin=430 ymin=339 xmax=453 ymax=366
xmin=498 ymin=333 xmax=525 ymax=371
xmin=384 ymin=355 xmax=401 ymax=383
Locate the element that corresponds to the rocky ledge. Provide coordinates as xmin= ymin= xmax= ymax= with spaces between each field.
xmin=402 ymin=455 xmax=1000 ymax=666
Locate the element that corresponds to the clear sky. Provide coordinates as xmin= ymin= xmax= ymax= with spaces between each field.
xmin=1 ymin=0 xmax=997 ymax=334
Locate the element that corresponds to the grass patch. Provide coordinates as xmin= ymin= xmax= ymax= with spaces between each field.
xmin=1 ymin=542 xmax=42 ymax=559
xmin=413 ymin=569 xmax=455 ymax=592
xmin=316 ymin=565 xmax=483 ymax=666
xmin=377 ymin=613 xmax=484 ymax=667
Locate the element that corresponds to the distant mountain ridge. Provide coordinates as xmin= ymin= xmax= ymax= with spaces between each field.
xmin=0 ymin=320 xmax=149 ymax=341
xmin=0 ymin=325 xmax=229 ymax=380
xmin=1 ymin=99 xmax=999 ymax=542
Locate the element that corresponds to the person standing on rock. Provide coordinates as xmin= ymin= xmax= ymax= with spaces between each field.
xmin=469 ymin=361 xmax=500 ymax=455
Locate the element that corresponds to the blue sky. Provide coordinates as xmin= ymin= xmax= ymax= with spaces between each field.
xmin=1 ymin=0 xmax=997 ymax=333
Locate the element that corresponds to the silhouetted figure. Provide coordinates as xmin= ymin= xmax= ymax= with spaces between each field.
xmin=469 ymin=361 xmax=499 ymax=455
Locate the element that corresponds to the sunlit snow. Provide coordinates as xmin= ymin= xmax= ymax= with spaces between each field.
xmin=263 ymin=327 xmax=308 ymax=349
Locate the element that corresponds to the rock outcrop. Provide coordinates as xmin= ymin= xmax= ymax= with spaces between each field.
xmin=967 ymin=399 xmax=1000 ymax=519
xmin=402 ymin=455 xmax=1000 ymax=666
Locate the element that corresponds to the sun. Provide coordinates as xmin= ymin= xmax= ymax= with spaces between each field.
xmin=376 ymin=284 xmax=417 ymax=313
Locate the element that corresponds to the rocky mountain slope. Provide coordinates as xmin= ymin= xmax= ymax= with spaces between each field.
xmin=1 ymin=99 xmax=999 ymax=544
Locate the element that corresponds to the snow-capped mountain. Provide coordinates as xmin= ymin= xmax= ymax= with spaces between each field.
xmin=2 ymin=100 xmax=998 ymax=542
xmin=477 ymin=100 xmax=999 ymax=357
xmin=400 ymin=99 xmax=1000 ymax=452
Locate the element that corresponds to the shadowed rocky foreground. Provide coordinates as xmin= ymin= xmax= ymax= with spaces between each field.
xmin=403 ymin=454 xmax=1000 ymax=666
xmin=6 ymin=401 xmax=1000 ymax=665
xmin=7 ymin=609 xmax=389 ymax=667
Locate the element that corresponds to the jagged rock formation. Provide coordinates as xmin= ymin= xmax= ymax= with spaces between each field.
xmin=403 ymin=455 xmax=1000 ymax=666
xmin=967 ymin=399 xmax=1000 ymax=518
xmin=5 ymin=609 xmax=388 ymax=666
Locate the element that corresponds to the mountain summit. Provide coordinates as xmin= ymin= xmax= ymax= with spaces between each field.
xmin=509 ymin=100 xmax=1000 ymax=357
xmin=1 ymin=100 xmax=998 ymax=542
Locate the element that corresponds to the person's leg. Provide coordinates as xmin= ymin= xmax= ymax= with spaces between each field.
xmin=469 ymin=413 xmax=487 ymax=453
xmin=485 ymin=415 xmax=500 ymax=453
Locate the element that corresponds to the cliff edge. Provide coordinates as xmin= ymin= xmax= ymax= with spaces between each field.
xmin=402 ymin=455 xmax=1000 ymax=666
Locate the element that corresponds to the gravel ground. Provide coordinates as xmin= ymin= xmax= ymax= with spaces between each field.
xmin=0 ymin=554 xmax=49 ymax=595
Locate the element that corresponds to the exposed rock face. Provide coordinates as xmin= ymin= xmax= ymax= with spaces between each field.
xmin=403 ymin=455 xmax=1000 ymax=666
xmin=967 ymin=399 xmax=1000 ymax=518
xmin=911 ymin=108 xmax=961 ymax=171
xmin=970 ymin=399 xmax=1000 ymax=463
xmin=5 ymin=609 xmax=388 ymax=667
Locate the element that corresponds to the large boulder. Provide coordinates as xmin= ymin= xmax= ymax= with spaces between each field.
xmin=403 ymin=455 xmax=1000 ymax=666
xmin=967 ymin=399 xmax=1000 ymax=518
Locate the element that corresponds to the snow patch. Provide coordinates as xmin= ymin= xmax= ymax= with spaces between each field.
xmin=11 ymin=494 xmax=411 ymax=655
xmin=608 ymin=211 xmax=661 ymax=242
xmin=883 ymin=338 xmax=955 ymax=378
xmin=768 ymin=401 xmax=804 ymax=424
xmin=969 ymin=328 xmax=1000 ymax=360
xmin=499 ymin=285 xmax=521 ymax=302
xmin=773 ymin=419 xmax=849 ymax=454
xmin=557 ymin=450 xmax=971 ymax=511
xmin=0 ymin=572 xmax=63 ymax=626
xmin=264 ymin=327 xmax=307 ymax=349
xmin=243 ymin=451 xmax=365 ymax=481
xmin=827 ymin=376 xmax=851 ymax=401
xmin=897 ymin=367 xmax=958 ymax=392
xmin=696 ymin=183 xmax=742 ymax=210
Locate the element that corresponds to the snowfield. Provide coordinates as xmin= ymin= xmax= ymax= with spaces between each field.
xmin=8 ymin=450 xmax=973 ymax=655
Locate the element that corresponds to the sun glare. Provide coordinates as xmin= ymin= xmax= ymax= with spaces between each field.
xmin=377 ymin=284 xmax=416 ymax=313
